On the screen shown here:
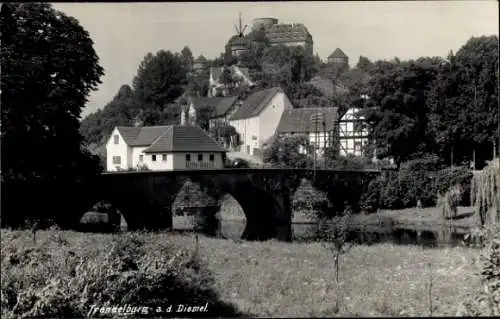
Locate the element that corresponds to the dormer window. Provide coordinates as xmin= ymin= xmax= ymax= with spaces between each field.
xmin=113 ymin=135 xmax=119 ymax=144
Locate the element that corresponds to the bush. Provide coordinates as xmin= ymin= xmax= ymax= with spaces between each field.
xmin=360 ymin=155 xmax=472 ymax=210
xmin=459 ymin=224 xmax=500 ymax=316
xmin=0 ymin=231 xmax=240 ymax=318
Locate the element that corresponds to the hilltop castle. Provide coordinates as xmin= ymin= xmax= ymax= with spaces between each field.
xmin=227 ymin=17 xmax=314 ymax=57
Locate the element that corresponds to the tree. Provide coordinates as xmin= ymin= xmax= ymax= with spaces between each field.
xmin=262 ymin=135 xmax=312 ymax=168
xmin=356 ymin=55 xmax=374 ymax=73
xmin=1 ymin=3 xmax=104 ymax=227
xmin=180 ymin=46 xmax=194 ymax=71
xmin=80 ymin=85 xmax=135 ymax=145
xmin=132 ymin=50 xmax=187 ymax=113
xmin=429 ymin=36 xmax=499 ymax=167
xmin=362 ymin=58 xmax=441 ymax=169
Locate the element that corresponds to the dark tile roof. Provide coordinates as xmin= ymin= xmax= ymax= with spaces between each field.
xmin=228 ymin=35 xmax=248 ymax=46
xmin=266 ymin=23 xmax=311 ymax=43
xmin=213 ymin=96 xmax=239 ymax=117
xmin=191 ymin=96 xmax=239 ymax=118
xmin=116 ymin=126 xmax=171 ymax=147
xmin=230 ymin=87 xmax=282 ymax=121
xmin=328 ymin=48 xmax=348 ymax=59
xmin=276 ymin=107 xmax=339 ymax=134
xmin=142 ymin=125 xmax=226 ymax=153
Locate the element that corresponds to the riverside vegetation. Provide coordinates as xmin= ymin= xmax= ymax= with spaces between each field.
xmin=3 ymin=162 xmax=499 ymax=317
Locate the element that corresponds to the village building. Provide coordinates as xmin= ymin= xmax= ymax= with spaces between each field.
xmin=181 ymin=96 xmax=241 ymax=129
xmin=276 ymin=107 xmax=339 ymax=156
xmin=105 ymin=125 xmax=226 ymax=172
xmin=229 ymin=87 xmax=293 ymax=157
xmin=338 ymin=107 xmax=370 ymax=157
xmin=192 ymin=55 xmax=208 ymax=74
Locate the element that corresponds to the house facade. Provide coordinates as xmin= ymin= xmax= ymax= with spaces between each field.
xmin=229 ymin=87 xmax=293 ymax=156
xmin=276 ymin=107 xmax=339 ymax=156
xmin=338 ymin=107 xmax=370 ymax=157
xmin=106 ymin=125 xmax=226 ymax=172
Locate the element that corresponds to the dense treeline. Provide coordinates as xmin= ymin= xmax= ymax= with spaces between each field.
xmin=2 ymin=2 xmax=497 ymax=227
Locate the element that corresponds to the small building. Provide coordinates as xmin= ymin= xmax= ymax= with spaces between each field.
xmin=208 ymin=65 xmax=254 ymax=97
xmin=276 ymin=107 xmax=339 ymax=156
xmin=327 ymin=48 xmax=349 ymax=65
xmin=192 ymin=55 xmax=208 ymax=74
xmin=105 ymin=125 xmax=226 ymax=172
xmin=338 ymin=107 xmax=370 ymax=157
xmin=226 ymin=35 xmax=249 ymax=57
xmin=229 ymin=87 xmax=293 ymax=157
xmin=182 ymin=96 xmax=240 ymax=129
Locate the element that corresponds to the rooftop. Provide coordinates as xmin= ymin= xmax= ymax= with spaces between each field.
xmin=115 ymin=125 xmax=226 ymax=153
xmin=190 ymin=96 xmax=239 ymax=118
xmin=265 ymin=23 xmax=312 ymax=43
xmin=230 ymin=87 xmax=282 ymax=121
xmin=328 ymin=48 xmax=348 ymax=59
xmin=276 ymin=107 xmax=339 ymax=134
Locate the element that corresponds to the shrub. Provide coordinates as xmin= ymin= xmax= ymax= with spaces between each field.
xmin=459 ymin=224 xmax=500 ymax=316
xmin=0 ymin=231 xmax=240 ymax=318
xmin=361 ymin=154 xmax=472 ymax=211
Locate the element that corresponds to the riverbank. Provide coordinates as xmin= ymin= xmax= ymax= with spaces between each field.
xmin=1 ymin=230 xmax=480 ymax=317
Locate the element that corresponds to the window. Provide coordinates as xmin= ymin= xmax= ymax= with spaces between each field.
xmin=139 ymin=154 xmax=144 ymax=162
xmin=354 ymin=142 xmax=362 ymax=152
xmin=209 ymin=154 xmax=214 ymax=162
xmin=152 ymin=154 xmax=157 ymax=162
xmin=162 ymin=154 xmax=167 ymax=161
xmin=112 ymin=156 xmax=121 ymax=164
xmin=113 ymin=135 xmax=119 ymax=144
xmin=198 ymin=154 xmax=203 ymax=161
xmin=185 ymin=154 xmax=191 ymax=161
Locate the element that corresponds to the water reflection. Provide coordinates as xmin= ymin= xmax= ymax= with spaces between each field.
xmin=217 ymin=220 xmax=472 ymax=248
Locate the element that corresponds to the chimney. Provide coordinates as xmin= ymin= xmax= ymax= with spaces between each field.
xmin=180 ymin=101 xmax=190 ymax=126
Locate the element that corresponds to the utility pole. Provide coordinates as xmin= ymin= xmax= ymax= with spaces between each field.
xmin=311 ymin=112 xmax=325 ymax=181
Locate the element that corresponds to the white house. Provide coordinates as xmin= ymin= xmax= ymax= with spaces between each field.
xmin=338 ymin=107 xmax=370 ymax=157
xmin=229 ymin=87 xmax=293 ymax=156
xmin=105 ymin=125 xmax=226 ymax=172
xmin=208 ymin=65 xmax=254 ymax=97
xmin=276 ymin=107 xmax=339 ymax=156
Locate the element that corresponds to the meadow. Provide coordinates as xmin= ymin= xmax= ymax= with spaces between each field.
xmin=1 ymin=228 xmax=483 ymax=318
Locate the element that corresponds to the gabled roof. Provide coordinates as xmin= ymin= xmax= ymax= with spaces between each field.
xmin=328 ymin=48 xmax=348 ymax=59
xmin=276 ymin=107 xmax=339 ymax=134
xmin=191 ymin=96 xmax=239 ymax=118
xmin=266 ymin=23 xmax=312 ymax=43
xmin=116 ymin=126 xmax=173 ymax=147
xmin=142 ymin=125 xmax=226 ymax=153
xmin=230 ymin=87 xmax=282 ymax=121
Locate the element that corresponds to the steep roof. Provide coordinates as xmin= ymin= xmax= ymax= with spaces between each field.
xmin=227 ymin=35 xmax=248 ymax=46
xmin=230 ymin=87 xmax=282 ymax=121
xmin=191 ymin=96 xmax=239 ymax=118
xmin=276 ymin=107 xmax=339 ymax=134
xmin=116 ymin=126 xmax=173 ymax=147
xmin=142 ymin=125 xmax=226 ymax=153
xmin=266 ymin=23 xmax=311 ymax=43
xmin=328 ymin=48 xmax=348 ymax=59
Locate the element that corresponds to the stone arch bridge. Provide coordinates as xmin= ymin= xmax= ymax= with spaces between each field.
xmin=83 ymin=168 xmax=381 ymax=241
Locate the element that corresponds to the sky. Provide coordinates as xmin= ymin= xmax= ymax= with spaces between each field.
xmin=51 ymin=1 xmax=499 ymax=118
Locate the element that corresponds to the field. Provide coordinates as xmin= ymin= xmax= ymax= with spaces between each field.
xmin=1 ymin=229 xmax=481 ymax=318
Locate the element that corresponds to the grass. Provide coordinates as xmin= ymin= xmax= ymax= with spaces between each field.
xmin=1 ymin=229 xmax=481 ymax=317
